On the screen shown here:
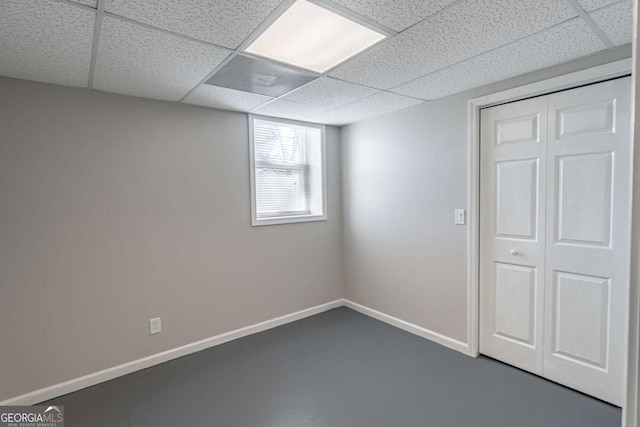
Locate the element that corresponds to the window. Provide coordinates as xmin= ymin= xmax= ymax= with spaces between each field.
xmin=249 ymin=115 xmax=326 ymax=226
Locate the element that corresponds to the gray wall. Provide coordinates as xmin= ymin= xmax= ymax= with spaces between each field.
xmin=0 ymin=78 xmax=343 ymax=401
xmin=341 ymin=46 xmax=632 ymax=343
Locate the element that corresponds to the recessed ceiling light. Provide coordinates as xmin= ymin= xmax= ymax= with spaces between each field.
xmin=244 ymin=0 xmax=387 ymax=73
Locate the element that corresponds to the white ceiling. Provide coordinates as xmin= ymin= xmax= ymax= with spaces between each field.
xmin=0 ymin=0 xmax=633 ymax=126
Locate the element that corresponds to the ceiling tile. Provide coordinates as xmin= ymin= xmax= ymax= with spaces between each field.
xmin=0 ymin=0 xmax=94 ymax=87
xmin=330 ymin=0 xmax=458 ymax=32
xmin=393 ymin=19 xmax=606 ymax=100
xmin=250 ymin=78 xmax=384 ymax=124
xmin=69 ymin=0 xmax=97 ymax=7
xmin=104 ymin=0 xmax=282 ymax=49
xmin=94 ymin=17 xmax=231 ymax=101
xmin=590 ymin=0 xmax=633 ymax=46
xmin=281 ymin=77 xmax=378 ymax=111
xmin=251 ymin=99 xmax=330 ymax=123
xmin=314 ymin=92 xmax=423 ymax=126
xmin=576 ymin=0 xmax=621 ymax=12
xmin=183 ymin=85 xmax=273 ymax=112
xmin=329 ymin=0 xmax=576 ymax=89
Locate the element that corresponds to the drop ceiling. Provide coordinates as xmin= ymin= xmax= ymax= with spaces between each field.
xmin=0 ymin=0 xmax=633 ymax=126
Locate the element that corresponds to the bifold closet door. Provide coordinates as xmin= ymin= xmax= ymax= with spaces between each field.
xmin=480 ymin=77 xmax=631 ymax=406
xmin=479 ymin=96 xmax=548 ymax=375
xmin=543 ymin=78 xmax=631 ymax=405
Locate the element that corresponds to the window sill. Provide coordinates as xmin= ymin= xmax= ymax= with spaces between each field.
xmin=251 ymin=213 xmax=327 ymax=227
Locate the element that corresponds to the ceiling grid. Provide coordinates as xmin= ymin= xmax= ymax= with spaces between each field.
xmin=565 ymin=0 xmax=615 ymax=48
xmin=391 ymin=17 xmax=608 ymax=100
xmin=0 ymin=0 xmax=633 ymax=125
xmin=86 ymin=0 xmax=104 ymax=89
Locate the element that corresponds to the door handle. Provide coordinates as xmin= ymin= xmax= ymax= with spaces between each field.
xmin=510 ymin=249 xmax=519 ymax=256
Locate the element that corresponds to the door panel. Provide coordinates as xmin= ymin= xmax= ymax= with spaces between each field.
xmin=555 ymin=100 xmax=615 ymax=139
xmin=543 ymin=78 xmax=630 ymax=406
xmin=496 ymin=114 xmax=540 ymax=145
xmin=496 ymin=159 xmax=539 ymax=239
xmin=552 ymin=271 xmax=609 ymax=369
xmin=480 ymin=97 xmax=547 ymax=375
xmin=556 ymin=152 xmax=613 ymax=247
xmin=494 ymin=263 xmax=537 ymax=346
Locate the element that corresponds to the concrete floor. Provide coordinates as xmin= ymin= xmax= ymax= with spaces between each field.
xmin=42 ymin=307 xmax=621 ymax=426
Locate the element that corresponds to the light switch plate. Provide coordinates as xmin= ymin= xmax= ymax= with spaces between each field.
xmin=455 ymin=209 xmax=466 ymax=225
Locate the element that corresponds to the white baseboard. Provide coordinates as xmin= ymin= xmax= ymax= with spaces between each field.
xmin=1 ymin=298 xmax=472 ymax=405
xmin=343 ymin=299 xmax=469 ymax=355
xmin=0 ymin=299 xmax=343 ymax=406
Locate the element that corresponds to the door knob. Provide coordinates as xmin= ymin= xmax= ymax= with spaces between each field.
xmin=510 ymin=249 xmax=519 ymax=256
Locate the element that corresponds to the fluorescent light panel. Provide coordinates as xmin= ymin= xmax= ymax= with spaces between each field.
xmin=245 ymin=0 xmax=386 ymax=73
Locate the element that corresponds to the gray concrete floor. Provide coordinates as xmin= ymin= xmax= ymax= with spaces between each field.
xmin=42 ymin=307 xmax=621 ymax=426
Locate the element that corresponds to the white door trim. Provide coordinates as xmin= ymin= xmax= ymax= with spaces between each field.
xmin=466 ymin=58 xmax=632 ymax=417
xmin=626 ymin=3 xmax=640 ymax=426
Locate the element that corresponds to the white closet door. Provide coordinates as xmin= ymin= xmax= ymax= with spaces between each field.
xmin=543 ymin=78 xmax=631 ymax=405
xmin=480 ymin=97 xmax=548 ymax=375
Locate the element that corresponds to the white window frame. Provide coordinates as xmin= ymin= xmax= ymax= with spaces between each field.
xmin=249 ymin=114 xmax=327 ymax=226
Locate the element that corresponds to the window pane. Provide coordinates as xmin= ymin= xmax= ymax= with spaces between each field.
xmin=253 ymin=120 xmax=309 ymax=166
xmin=256 ymin=166 xmax=310 ymax=216
xmin=252 ymin=118 xmax=321 ymax=220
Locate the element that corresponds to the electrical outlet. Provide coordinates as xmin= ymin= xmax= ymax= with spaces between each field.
xmin=149 ymin=317 xmax=162 ymax=335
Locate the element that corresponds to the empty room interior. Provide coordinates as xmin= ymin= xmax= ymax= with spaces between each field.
xmin=2 ymin=0 xmax=640 ymax=426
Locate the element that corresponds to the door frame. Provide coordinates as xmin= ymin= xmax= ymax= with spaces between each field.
xmin=466 ymin=58 xmax=633 ymax=420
